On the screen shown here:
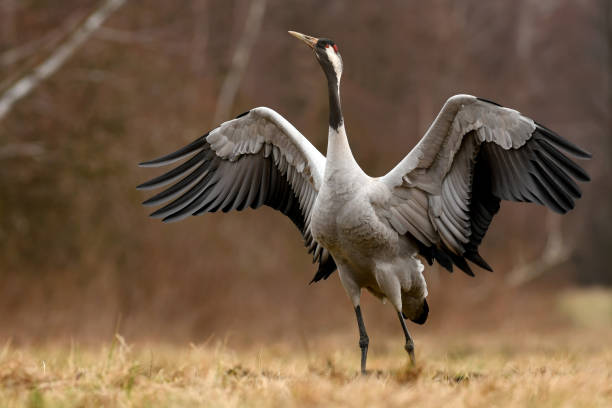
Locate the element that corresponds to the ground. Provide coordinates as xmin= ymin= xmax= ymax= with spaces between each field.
xmin=1 ymin=327 xmax=610 ymax=408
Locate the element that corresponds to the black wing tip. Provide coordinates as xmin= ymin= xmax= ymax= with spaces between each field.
xmin=477 ymin=97 xmax=503 ymax=107
xmin=534 ymin=123 xmax=592 ymax=160
xmin=161 ymin=213 xmax=189 ymax=223
xmin=441 ymin=244 xmax=475 ymax=277
xmin=309 ymin=270 xmax=333 ymax=284
xmin=439 ymin=243 xmax=477 ymax=276
xmin=236 ymin=110 xmax=250 ymax=119
xmin=465 ymin=251 xmax=494 ymax=272
xmin=309 ymin=257 xmax=337 ymax=284
xmin=420 ymin=242 xmax=495 ymax=275
xmin=581 ymin=172 xmax=591 ymax=182
xmin=137 ymin=177 xmax=173 ymax=191
xmin=139 ymin=160 xmax=164 ymax=168
xmin=430 ymin=245 xmax=453 ymax=273
xmin=142 ymin=196 xmax=161 ymax=206
xmin=137 ymin=133 xmax=210 ymax=169
xmin=454 ymin=257 xmax=475 ymax=277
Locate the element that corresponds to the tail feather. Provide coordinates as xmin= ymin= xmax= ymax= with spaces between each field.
xmin=402 ymin=298 xmax=429 ymax=325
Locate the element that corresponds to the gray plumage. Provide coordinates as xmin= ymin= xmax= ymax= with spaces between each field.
xmin=139 ymin=107 xmax=336 ymax=278
xmin=138 ymin=32 xmax=590 ymax=373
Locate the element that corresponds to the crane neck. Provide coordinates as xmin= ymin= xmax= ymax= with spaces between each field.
xmin=326 ymin=72 xmax=343 ymax=130
xmin=324 ymin=74 xmax=361 ymax=175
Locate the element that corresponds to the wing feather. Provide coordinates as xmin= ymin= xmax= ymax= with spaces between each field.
xmin=139 ymin=107 xmax=336 ymax=281
xmin=381 ymin=94 xmax=590 ymax=275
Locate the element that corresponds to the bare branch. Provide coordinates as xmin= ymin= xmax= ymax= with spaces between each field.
xmin=0 ymin=0 xmax=127 ymax=122
xmin=213 ymin=0 xmax=267 ymax=124
xmin=0 ymin=142 xmax=44 ymax=160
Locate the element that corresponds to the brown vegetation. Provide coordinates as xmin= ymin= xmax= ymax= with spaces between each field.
xmin=0 ymin=0 xmax=610 ymax=347
xmin=1 ymin=325 xmax=611 ymax=407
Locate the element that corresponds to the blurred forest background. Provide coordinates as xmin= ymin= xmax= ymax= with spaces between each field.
xmin=0 ymin=0 xmax=610 ymax=346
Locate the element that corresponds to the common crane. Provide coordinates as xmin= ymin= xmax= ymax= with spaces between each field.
xmin=138 ymin=31 xmax=590 ymax=373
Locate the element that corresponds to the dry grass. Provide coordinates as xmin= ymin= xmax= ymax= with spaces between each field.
xmin=1 ymin=329 xmax=610 ymax=408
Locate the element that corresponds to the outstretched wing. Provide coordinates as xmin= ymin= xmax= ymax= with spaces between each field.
xmin=138 ymin=107 xmax=336 ymax=282
xmin=381 ymin=94 xmax=590 ymax=276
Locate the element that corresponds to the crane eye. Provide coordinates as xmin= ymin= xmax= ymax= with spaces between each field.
xmin=333 ymin=44 xmax=339 ymax=53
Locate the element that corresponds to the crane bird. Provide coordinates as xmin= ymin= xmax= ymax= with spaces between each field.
xmin=138 ymin=31 xmax=590 ymax=373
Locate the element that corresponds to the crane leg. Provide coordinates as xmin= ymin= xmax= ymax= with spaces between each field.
xmin=397 ymin=312 xmax=416 ymax=365
xmin=354 ymin=305 xmax=369 ymax=374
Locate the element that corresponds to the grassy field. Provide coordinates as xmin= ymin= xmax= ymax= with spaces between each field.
xmin=1 ymin=328 xmax=610 ymax=408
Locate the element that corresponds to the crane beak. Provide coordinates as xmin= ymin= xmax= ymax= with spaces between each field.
xmin=288 ymin=31 xmax=318 ymax=49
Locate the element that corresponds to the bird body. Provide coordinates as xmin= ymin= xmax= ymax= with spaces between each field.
xmin=139 ymin=31 xmax=590 ymax=373
xmin=311 ymin=125 xmax=427 ymax=319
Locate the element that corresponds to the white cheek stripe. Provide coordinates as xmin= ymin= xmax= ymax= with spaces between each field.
xmin=325 ymin=47 xmax=342 ymax=80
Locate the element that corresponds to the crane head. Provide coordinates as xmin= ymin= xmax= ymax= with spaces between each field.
xmin=288 ymin=31 xmax=343 ymax=84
